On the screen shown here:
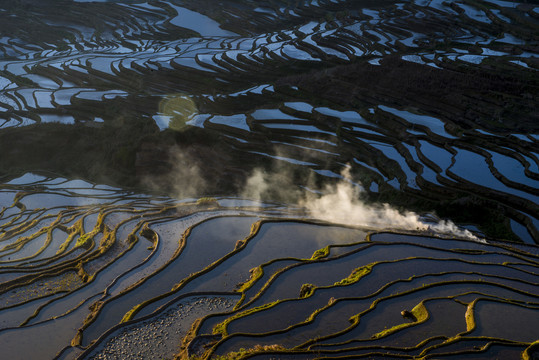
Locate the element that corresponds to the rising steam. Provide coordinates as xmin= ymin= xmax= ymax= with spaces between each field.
xmin=244 ymin=167 xmax=478 ymax=240
xmin=300 ymin=174 xmax=478 ymax=240
xmin=144 ymin=141 xmax=478 ymax=240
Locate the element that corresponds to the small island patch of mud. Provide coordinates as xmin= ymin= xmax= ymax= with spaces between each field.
xmin=82 ymin=295 xmax=237 ymax=360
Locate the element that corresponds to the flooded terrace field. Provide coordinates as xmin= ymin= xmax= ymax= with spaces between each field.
xmin=0 ymin=0 xmax=538 ymax=359
xmin=0 ymin=175 xmax=538 ymax=359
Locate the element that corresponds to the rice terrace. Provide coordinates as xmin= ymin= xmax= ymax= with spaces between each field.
xmin=0 ymin=0 xmax=538 ymax=359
